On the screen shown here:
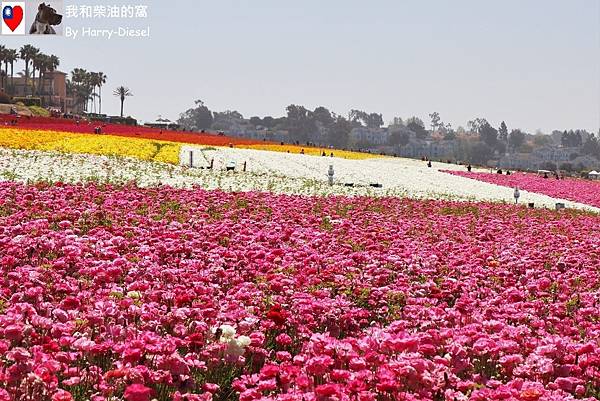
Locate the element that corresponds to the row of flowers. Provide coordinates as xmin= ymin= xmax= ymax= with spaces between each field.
xmin=0 ymin=116 xmax=262 ymax=147
xmin=0 ymin=182 xmax=599 ymax=400
xmin=0 ymin=147 xmax=596 ymax=210
xmin=444 ymin=171 xmax=600 ymax=209
xmin=0 ymin=128 xmax=180 ymax=164
xmin=0 ymin=117 xmax=375 ymax=160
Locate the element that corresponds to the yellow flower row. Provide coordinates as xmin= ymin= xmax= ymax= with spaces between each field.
xmin=0 ymin=128 xmax=383 ymax=164
xmin=244 ymin=144 xmax=382 ymax=160
xmin=0 ymin=128 xmax=181 ymax=164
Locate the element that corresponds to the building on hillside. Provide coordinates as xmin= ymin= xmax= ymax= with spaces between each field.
xmin=9 ymin=71 xmax=75 ymax=113
xmin=349 ymin=127 xmax=390 ymax=145
xmin=397 ymin=140 xmax=457 ymax=159
xmin=498 ymin=153 xmax=541 ymax=170
xmin=532 ymin=146 xmax=577 ymax=164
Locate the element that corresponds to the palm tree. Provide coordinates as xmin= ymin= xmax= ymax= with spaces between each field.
xmin=0 ymin=45 xmax=6 ymax=91
xmin=19 ymin=45 xmax=40 ymax=96
xmin=96 ymin=72 xmax=107 ymax=114
xmin=71 ymin=68 xmax=93 ymax=112
xmin=44 ymin=55 xmax=59 ymax=96
xmin=5 ymin=49 xmax=18 ymax=94
xmin=88 ymin=73 xmax=101 ymax=113
xmin=113 ymin=86 xmax=132 ymax=118
xmin=33 ymin=53 xmax=48 ymax=96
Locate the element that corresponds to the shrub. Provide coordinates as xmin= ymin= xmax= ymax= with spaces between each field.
xmin=0 ymin=91 xmax=11 ymax=104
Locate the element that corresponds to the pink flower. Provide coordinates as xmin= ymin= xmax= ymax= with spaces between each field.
xmin=0 ymin=388 xmax=11 ymax=401
xmin=52 ymin=390 xmax=73 ymax=401
xmin=123 ymin=384 xmax=154 ymax=401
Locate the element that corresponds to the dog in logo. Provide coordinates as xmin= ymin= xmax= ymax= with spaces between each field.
xmin=29 ymin=3 xmax=62 ymax=34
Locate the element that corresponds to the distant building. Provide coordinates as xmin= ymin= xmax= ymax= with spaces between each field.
xmin=498 ymin=153 xmax=541 ymax=170
xmin=144 ymin=118 xmax=180 ymax=130
xmin=531 ymin=146 xmax=575 ymax=164
xmin=397 ymin=140 xmax=457 ymax=159
xmin=349 ymin=127 xmax=389 ymax=145
xmin=10 ymin=71 xmax=75 ymax=113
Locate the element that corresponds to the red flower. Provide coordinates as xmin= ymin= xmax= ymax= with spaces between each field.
xmin=267 ymin=304 xmax=287 ymax=326
xmin=187 ymin=333 xmax=205 ymax=351
xmin=61 ymin=297 xmax=80 ymax=310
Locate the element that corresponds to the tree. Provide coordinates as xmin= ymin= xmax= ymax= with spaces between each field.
xmin=5 ymin=48 xmax=18 ymax=93
xmin=249 ymin=116 xmax=262 ymax=127
xmin=498 ymin=121 xmax=508 ymax=143
xmin=444 ymin=131 xmax=456 ymax=141
xmin=327 ymin=115 xmax=352 ymax=148
xmin=533 ymin=134 xmax=552 ymax=147
xmin=478 ymin=122 xmax=498 ymax=149
xmin=31 ymin=52 xmax=47 ymax=95
xmin=467 ymin=142 xmax=494 ymax=165
xmin=366 ymin=113 xmax=383 ymax=128
xmin=582 ymin=134 xmax=600 ymax=159
xmin=467 ymin=118 xmax=489 ymax=134
xmin=95 ymin=72 xmax=107 ymax=114
xmin=407 ymin=119 xmax=428 ymax=140
xmin=69 ymin=68 xmax=94 ymax=112
xmin=508 ymin=129 xmax=526 ymax=151
xmin=389 ymin=130 xmax=411 ymax=147
xmin=0 ymin=45 xmax=5 ymax=91
xmin=429 ymin=112 xmax=441 ymax=132
xmin=349 ymin=109 xmax=367 ymax=126
xmin=313 ymin=106 xmax=334 ymax=127
xmin=35 ymin=54 xmax=58 ymax=97
xmin=113 ymin=86 xmax=133 ymax=117
xmin=19 ymin=45 xmax=39 ymax=96
xmin=286 ymin=104 xmax=315 ymax=142
xmin=405 ymin=116 xmax=425 ymax=129
xmin=390 ymin=117 xmax=404 ymax=128
xmin=561 ymin=130 xmax=583 ymax=148
xmin=177 ymin=100 xmax=213 ymax=130
xmin=348 ymin=110 xmax=383 ymax=128
xmin=262 ymin=116 xmax=276 ymax=129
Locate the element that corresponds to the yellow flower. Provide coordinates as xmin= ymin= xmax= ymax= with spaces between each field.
xmin=0 ymin=128 xmax=181 ymax=164
xmin=243 ymin=144 xmax=382 ymax=160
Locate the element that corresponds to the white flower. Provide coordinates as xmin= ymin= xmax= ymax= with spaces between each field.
xmin=218 ymin=324 xmax=236 ymax=342
xmin=126 ymin=291 xmax=142 ymax=299
xmin=235 ymin=335 xmax=252 ymax=348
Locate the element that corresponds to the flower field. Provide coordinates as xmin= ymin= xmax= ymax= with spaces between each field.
xmin=0 ymin=182 xmax=599 ymax=401
xmin=0 ymin=117 xmax=375 ymax=161
xmin=0 ymin=147 xmax=596 ymax=210
xmin=444 ymin=171 xmax=600 ymax=209
xmin=0 ymin=116 xmax=263 ymax=147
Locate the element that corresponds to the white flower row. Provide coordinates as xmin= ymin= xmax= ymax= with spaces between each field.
xmin=0 ymin=146 xmax=597 ymax=212
xmin=180 ymin=146 xmax=599 ymax=211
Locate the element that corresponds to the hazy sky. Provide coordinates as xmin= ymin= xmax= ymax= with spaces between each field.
xmin=3 ymin=0 xmax=599 ymax=133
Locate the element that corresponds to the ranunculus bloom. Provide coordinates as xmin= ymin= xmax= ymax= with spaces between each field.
xmin=123 ymin=384 xmax=154 ymax=401
xmin=52 ymin=390 xmax=73 ymax=401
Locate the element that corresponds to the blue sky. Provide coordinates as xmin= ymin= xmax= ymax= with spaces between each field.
xmin=2 ymin=0 xmax=599 ymax=133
